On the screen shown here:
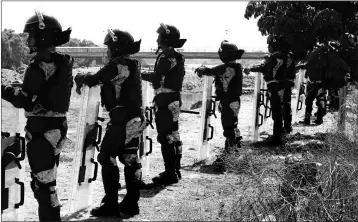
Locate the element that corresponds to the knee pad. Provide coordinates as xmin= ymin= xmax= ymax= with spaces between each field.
xmin=121 ymin=153 xmax=141 ymax=170
xmin=167 ymin=130 xmax=181 ymax=145
xmin=229 ymin=101 xmax=240 ymax=115
xmin=125 ymin=117 xmax=145 ymax=145
xmin=168 ymin=101 xmax=180 ymax=122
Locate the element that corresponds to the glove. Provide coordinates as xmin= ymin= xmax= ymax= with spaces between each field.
xmin=344 ymin=73 xmax=351 ymax=83
xmin=218 ymin=103 xmax=222 ymax=113
xmin=74 ymin=74 xmax=86 ymax=95
xmin=194 ymin=66 xmax=206 ymax=78
xmin=243 ymin=68 xmax=251 ymax=75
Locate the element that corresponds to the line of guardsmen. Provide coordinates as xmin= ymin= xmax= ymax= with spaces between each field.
xmin=1 ymin=10 xmax=357 ymax=221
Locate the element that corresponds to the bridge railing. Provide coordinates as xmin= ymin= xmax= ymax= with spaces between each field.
xmin=56 ymin=47 xmax=267 ymax=60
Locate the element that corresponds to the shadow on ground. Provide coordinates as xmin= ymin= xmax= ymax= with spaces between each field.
xmin=251 ymin=132 xmax=329 ymax=156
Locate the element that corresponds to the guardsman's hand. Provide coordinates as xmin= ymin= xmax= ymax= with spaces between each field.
xmin=74 ymin=74 xmax=85 ymax=95
xmin=194 ymin=66 xmax=206 ymax=78
xmin=243 ymin=68 xmax=251 ymax=75
xmin=344 ymin=73 xmax=351 ymax=83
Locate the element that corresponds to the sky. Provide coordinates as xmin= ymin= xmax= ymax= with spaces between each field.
xmin=1 ymin=1 xmax=269 ymax=52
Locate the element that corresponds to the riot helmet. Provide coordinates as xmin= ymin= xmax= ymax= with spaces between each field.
xmin=104 ymin=29 xmax=141 ymax=58
xmin=23 ymin=9 xmax=71 ymax=53
xmin=218 ymin=40 xmax=244 ymax=63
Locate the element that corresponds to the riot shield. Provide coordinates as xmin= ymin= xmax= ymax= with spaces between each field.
xmin=65 ymin=85 xmax=103 ymax=216
xmin=337 ymin=86 xmax=348 ymax=130
xmin=140 ymin=81 xmax=154 ymax=177
xmin=251 ymin=73 xmax=272 ymax=142
xmin=198 ymin=76 xmax=216 ymax=160
xmin=1 ymin=110 xmax=26 ymax=221
xmin=293 ymin=70 xmax=307 ymax=123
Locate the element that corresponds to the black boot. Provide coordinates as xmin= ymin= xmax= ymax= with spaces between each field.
xmin=175 ymin=154 xmax=182 ymax=180
xmin=118 ymin=165 xmax=141 ymax=217
xmin=299 ymin=114 xmax=311 ymax=125
xmin=91 ymin=163 xmax=120 ymax=217
xmin=175 ymin=143 xmax=183 ymax=180
xmin=38 ymin=205 xmax=61 ymax=221
xmin=90 ymin=200 xmax=120 ymax=217
xmin=314 ymin=116 xmax=323 ymax=125
xmin=152 ymin=144 xmax=178 ymax=185
xmin=265 ymin=135 xmax=282 ymax=145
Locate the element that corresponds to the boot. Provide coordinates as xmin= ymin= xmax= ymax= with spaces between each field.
xmin=90 ymin=201 xmax=120 ymax=217
xmin=91 ymin=164 xmax=120 ymax=217
xmin=152 ymin=171 xmax=179 ymax=185
xmin=299 ymin=114 xmax=310 ymax=125
xmin=265 ymin=135 xmax=282 ymax=145
xmin=38 ymin=205 xmax=61 ymax=221
xmin=175 ymin=154 xmax=182 ymax=180
xmin=118 ymin=201 xmax=139 ymax=217
xmin=175 ymin=143 xmax=183 ymax=180
xmin=282 ymin=126 xmax=293 ymax=134
xmin=313 ymin=116 xmax=323 ymax=125
xmin=152 ymin=144 xmax=178 ymax=185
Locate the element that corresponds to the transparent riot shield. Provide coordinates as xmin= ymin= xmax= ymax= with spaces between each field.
xmin=65 ymin=85 xmax=103 ymax=217
xmin=293 ymin=69 xmax=307 ymax=123
xmin=251 ymin=73 xmax=273 ymax=142
xmin=337 ymin=86 xmax=348 ymax=131
xmin=198 ymin=76 xmax=216 ymax=160
xmin=1 ymin=106 xmax=26 ymax=221
xmin=140 ymin=81 xmax=154 ymax=177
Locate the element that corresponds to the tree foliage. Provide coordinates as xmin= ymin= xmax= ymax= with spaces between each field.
xmin=244 ymin=1 xmax=358 ymax=61
xmin=62 ymin=38 xmax=98 ymax=47
xmin=1 ymin=29 xmax=29 ymax=69
xmin=1 ymin=28 xmax=99 ymax=69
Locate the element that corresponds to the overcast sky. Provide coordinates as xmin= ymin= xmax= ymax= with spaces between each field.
xmin=1 ymin=1 xmax=269 ymax=52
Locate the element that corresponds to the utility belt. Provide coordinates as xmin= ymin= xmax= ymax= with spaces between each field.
xmin=153 ymin=90 xmax=181 ymax=107
xmin=109 ymin=106 xmax=143 ymax=125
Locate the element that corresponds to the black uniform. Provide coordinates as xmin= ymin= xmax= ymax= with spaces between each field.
xmin=282 ymin=51 xmax=295 ymax=133
xmin=141 ymin=47 xmax=185 ymax=182
xmin=2 ymin=52 xmax=74 ymax=221
xmin=250 ymin=51 xmax=288 ymax=143
xmin=195 ymin=62 xmax=243 ymax=150
xmin=77 ymin=55 xmax=145 ymax=214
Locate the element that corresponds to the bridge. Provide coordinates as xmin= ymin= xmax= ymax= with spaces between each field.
xmin=56 ymin=47 xmax=266 ymax=63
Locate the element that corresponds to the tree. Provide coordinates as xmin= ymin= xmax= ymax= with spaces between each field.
xmin=1 ymin=35 xmax=13 ymax=69
xmin=2 ymin=29 xmax=29 ymax=68
xmin=62 ymin=38 xmax=98 ymax=47
xmin=244 ymin=1 xmax=358 ymax=61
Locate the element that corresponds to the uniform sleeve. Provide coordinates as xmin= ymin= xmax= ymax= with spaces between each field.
xmin=141 ymin=71 xmax=154 ymax=82
xmin=201 ymin=65 xmax=226 ymax=76
xmin=83 ymin=62 xmax=118 ymax=87
xmin=250 ymin=56 xmax=277 ymax=74
xmin=2 ymin=64 xmax=46 ymax=108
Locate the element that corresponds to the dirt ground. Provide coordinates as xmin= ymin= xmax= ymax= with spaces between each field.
xmin=2 ymin=67 xmax=356 ymax=221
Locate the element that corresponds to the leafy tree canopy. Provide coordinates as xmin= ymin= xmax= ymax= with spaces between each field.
xmin=244 ymin=1 xmax=358 ymax=61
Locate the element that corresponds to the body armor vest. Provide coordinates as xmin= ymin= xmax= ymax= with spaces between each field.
xmin=154 ymin=49 xmax=185 ymax=92
xmin=26 ymin=53 xmax=73 ymax=113
xmin=100 ymin=58 xmax=143 ymax=116
xmin=214 ymin=63 xmax=243 ymax=102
